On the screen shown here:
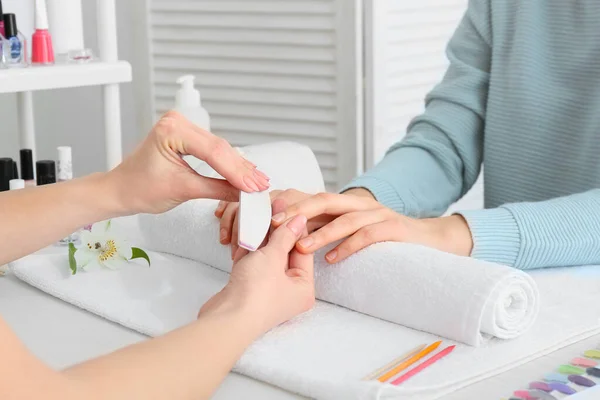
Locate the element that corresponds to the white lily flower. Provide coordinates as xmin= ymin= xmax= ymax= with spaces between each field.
xmin=74 ymin=220 xmax=132 ymax=271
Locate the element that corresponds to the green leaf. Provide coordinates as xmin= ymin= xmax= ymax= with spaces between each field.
xmin=68 ymin=243 xmax=78 ymax=275
xmin=105 ymin=219 xmax=112 ymax=231
xmin=130 ymin=247 xmax=151 ymax=266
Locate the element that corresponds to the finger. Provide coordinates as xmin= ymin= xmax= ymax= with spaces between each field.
xmin=287 ymin=248 xmax=314 ymax=282
xmin=219 ymin=203 xmax=239 ymax=244
xmin=268 ymin=198 xmax=287 ymax=236
xmin=231 ymin=209 xmax=240 ymax=259
xmin=271 ymin=192 xmax=377 ymax=227
xmin=325 ymin=221 xmax=392 ymax=264
xmin=214 ymin=200 xmax=228 ymax=218
xmin=186 ymin=175 xmax=240 ymax=202
xmin=233 ymin=247 xmax=249 ymax=263
xmin=296 ymin=209 xmax=389 ymax=254
xmin=261 ymin=215 xmax=307 ymax=260
xmin=171 ymin=112 xmax=268 ymax=193
xmin=253 ymin=169 xmax=270 ymax=188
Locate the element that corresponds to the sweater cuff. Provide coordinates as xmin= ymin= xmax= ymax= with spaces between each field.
xmin=456 ymin=207 xmax=522 ymax=268
xmin=340 ymin=176 xmax=407 ymax=215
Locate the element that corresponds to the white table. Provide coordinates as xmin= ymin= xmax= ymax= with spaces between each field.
xmin=1 ymin=257 xmax=597 ymax=400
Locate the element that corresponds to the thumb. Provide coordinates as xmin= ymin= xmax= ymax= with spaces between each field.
xmin=261 ymin=215 xmax=307 ymax=260
xmin=288 ymin=227 xmax=314 ymax=281
xmin=186 ymin=174 xmax=240 ymax=202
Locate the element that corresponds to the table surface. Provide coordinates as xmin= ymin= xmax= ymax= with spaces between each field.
xmin=1 ymin=256 xmax=597 ymax=400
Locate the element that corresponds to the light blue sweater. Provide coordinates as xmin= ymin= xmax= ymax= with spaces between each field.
xmin=345 ymin=0 xmax=600 ymax=270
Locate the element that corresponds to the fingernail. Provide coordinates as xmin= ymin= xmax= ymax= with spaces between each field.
xmin=253 ymin=170 xmax=270 ymax=190
xmin=298 ymin=237 xmax=314 ymax=249
xmin=287 ymin=215 xmax=307 ymax=236
xmin=243 ymin=176 xmax=259 ymax=192
xmin=272 ymin=213 xmax=286 ymax=223
xmin=256 ymin=169 xmax=270 ymax=181
xmin=220 ymin=228 xmax=227 ymax=241
xmin=326 ymin=250 xmax=337 ymax=262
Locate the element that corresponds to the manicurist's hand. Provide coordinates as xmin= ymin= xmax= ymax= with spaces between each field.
xmin=214 ymin=187 xmax=374 ymax=258
xmin=200 ymin=212 xmax=315 ymax=335
xmin=107 ymin=111 xmax=270 ymax=215
xmin=272 ymin=192 xmax=473 ymax=263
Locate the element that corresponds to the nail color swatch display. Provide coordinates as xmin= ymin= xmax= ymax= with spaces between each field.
xmin=504 ymin=344 xmax=600 ymax=399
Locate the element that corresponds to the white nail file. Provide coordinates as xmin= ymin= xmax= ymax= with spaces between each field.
xmin=237 ymin=190 xmax=272 ymax=251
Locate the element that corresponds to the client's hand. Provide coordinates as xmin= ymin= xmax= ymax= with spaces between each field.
xmin=214 ymin=188 xmax=373 ymax=258
xmin=272 ymin=192 xmax=473 ymax=263
xmin=106 ymin=111 xmax=270 ymax=215
xmin=199 ymin=214 xmax=315 ymax=335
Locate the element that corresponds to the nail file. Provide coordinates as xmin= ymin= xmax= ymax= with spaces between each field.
xmin=237 ymin=190 xmax=272 ymax=251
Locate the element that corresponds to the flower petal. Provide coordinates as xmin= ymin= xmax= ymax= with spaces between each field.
xmin=91 ymin=220 xmax=110 ymax=236
xmin=82 ymin=259 xmax=102 ymax=272
xmin=74 ymin=248 xmax=96 ymax=268
xmin=115 ymin=240 xmax=132 ymax=259
xmin=78 ymin=230 xmax=94 ymax=247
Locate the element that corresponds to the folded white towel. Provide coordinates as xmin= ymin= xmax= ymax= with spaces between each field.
xmin=139 ymin=143 xmax=538 ymax=346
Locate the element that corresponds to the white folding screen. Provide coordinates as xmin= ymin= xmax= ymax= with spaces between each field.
xmin=364 ymin=0 xmax=468 ymax=167
xmin=144 ymin=0 xmax=363 ymax=190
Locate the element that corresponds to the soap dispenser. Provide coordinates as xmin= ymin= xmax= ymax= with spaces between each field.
xmin=174 ymin=75 xmax=212 ymax=172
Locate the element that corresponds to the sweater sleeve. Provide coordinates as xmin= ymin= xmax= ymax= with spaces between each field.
xmin=342 ymin=0 xmax=491 ymax=218
xmin=457 ymin=189 xmax=600 ymax=270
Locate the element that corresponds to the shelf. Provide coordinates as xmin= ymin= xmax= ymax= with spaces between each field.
xmin=0 ymin=61 xmax=132 ymax=94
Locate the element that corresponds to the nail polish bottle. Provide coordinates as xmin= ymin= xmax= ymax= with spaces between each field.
xmin=31 ymin=0 xmax=54 ymax=65
xmin=0 ymin=0 xmax=5 ymax=38
xmin=9 ymin=179 xmax=25 ymax=190
xmin=57 ymin=146 xmax=78 ymax=245
xmin=36 ymin=160 xmax=56 ymax=186
xmin=2 ymin=13 xmax=27 ymax=67
xmin=20 ymin=149 xmax=35 ymax=187
xmin=0 ymin=157 xmax=12 ymax=192
xmin=12 ymin=160 xmax=18 ymax=179
xmin=57 ymin=146 xmax=72 ymax=182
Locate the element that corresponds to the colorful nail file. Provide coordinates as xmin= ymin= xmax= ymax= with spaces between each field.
xmin=527 ymin=390 xmax=558 ymax=400
xmin=584 ymin=349 xmax=600 ymax=359
xmin=571 ymin=357 xmax=598 ymax=368
xmin=529 ymin=381 xmax=552 ymax=392
xmin=558 ymin=364 xmax=585 ymax=375
xmin=547 ymin=382 xmax=577 ymax=395
xmin=587 ymin=367 xmax=600 ymax=378
xmin=237 ymin=190 xmax=272 ymax=251
xmin=514 ymin=390 xmax=534 ymax=399
xmin=569 ymin=374 xmax=596 ymax=387
xmin=544 ymin=373 xmax=569 ymax=384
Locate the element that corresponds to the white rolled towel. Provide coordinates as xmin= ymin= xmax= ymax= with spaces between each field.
xmin=138 ymin=142 xmax=539 ymax=346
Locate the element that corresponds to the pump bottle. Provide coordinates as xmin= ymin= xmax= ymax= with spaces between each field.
xmin=173 ymin=75 xmax=215 ymax=173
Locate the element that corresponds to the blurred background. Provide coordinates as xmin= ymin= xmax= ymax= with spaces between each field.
xmin=0 ymin=0 xmax=480 ymax=209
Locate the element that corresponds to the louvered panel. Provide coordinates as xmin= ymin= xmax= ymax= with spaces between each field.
xmin=153 ymin=86 xmax=336 ymax=108
xmin=148 ymin=0 xmax=361 ymax=190
xmin=366 ymin=0 xmax=468 ymax=166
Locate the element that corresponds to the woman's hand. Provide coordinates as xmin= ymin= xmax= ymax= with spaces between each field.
xmin=215 ymin=189 xmax=313 ymax=258
xmin=106 ymin=111 xmax=270 ymax=215
xmin=214 ymin=188 xmax=374 ymax=258
xmin=272 ymin=192 xmax=473 ymax=263
xmin=199 ymin=214 xmax=315 ymax=335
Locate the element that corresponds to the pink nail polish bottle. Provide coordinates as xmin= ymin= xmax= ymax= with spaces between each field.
xmin=31 ymin=0 xmax=54 ymax=65
xmin=0 ymin=0 xmax=5 ymax=38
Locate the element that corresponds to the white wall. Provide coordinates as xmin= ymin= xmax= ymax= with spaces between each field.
xmin=0 ymin=1 xmax=141 ymax=177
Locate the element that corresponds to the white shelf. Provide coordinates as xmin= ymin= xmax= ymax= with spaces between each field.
xmin=0 ymin=61 xmax=132 ymax=94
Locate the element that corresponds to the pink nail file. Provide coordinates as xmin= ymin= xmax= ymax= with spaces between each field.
xmin=237 ymin=190 xmax=272 ymax=251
